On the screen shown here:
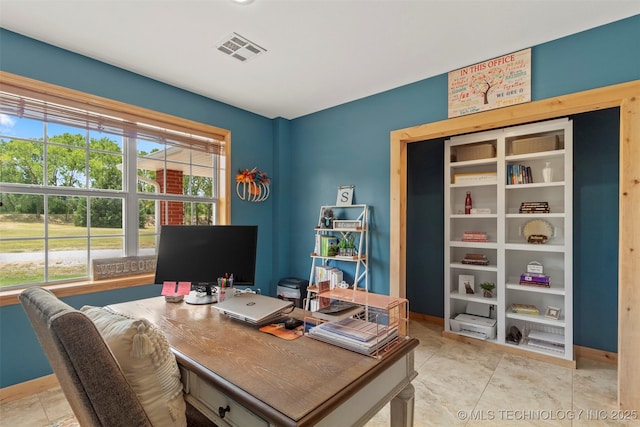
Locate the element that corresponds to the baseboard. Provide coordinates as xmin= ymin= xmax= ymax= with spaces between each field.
xmin=0 ymin=374 xmax=59 ymax=404
xmin=409 ymin=311 xmax=444 ymax=326
xmin=575 ymin=344 xmax=618 ymax=365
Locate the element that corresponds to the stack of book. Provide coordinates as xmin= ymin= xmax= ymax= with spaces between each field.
xmin=519 ymin=272 xmax=551 ymax=288
xmin=461 ymin=253 xmax=489 ymax=266
xmin=519 ymin=202 xmax=550 ymax=214
xmin=462 ymin=231 xmax=488 ymax=242
xmin=507 ymin=164 xmax=533 ymax=184
xmin=315 ymin=266 xmax=343 ymax=289
xmin=511 ymin=303 xmax=539 ymax=315
xmin=308 ymin=317 xmax=398 ymax=356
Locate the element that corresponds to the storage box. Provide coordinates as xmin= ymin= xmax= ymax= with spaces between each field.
xmin=510 ymin=135 xmax=559 ymax=155
xmin=452 ymin=142 xmax=496 ymax=162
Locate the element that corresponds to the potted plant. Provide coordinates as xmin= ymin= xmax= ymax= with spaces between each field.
xmin=345 ymin=235 xmax=356 ymax=257
xmin=480 ymin=282 xmax=495 ymax=298
xmin=338 ymin=238 xmax=348 ymax=256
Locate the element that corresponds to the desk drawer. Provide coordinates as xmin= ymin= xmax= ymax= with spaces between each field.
xmin=183 ymin=370 xmax=268 ymax=427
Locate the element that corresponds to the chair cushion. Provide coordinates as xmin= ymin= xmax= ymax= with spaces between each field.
xmin=81 ymin=306 xmax=187 ymax=427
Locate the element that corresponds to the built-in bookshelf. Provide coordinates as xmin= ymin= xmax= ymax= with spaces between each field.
xmin=444 ymin=118 xmax=573 ymax=363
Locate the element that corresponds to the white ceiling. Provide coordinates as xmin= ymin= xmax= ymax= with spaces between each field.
xmin=1 ymin=1 xmax=639 ymax=119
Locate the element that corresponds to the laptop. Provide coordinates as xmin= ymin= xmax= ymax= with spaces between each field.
xmin=213 ymin=293 xmax=293 ymax=325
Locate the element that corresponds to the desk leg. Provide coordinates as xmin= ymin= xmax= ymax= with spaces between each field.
xmin=390 ymin=383 xmax=414 ymax=427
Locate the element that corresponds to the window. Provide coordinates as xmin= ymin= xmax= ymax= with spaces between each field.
xmin=0 ymin=72 xmax=230 ymax=289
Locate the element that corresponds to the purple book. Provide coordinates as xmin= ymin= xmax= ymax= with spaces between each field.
xmin=520 ymin=273 xmax=550 ymax=284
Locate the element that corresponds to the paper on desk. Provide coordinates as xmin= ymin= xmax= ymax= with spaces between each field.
xmin=161 ymin=281 xmax=191 ymax=296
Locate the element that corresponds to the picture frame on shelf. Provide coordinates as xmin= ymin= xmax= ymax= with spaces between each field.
xmin=545 ymin=306 xmax=562 ymax=320
xmin=527 ymin=261 xmax=544 ymax=274
xmin=458 ymin=274 xmax=474 ymax=295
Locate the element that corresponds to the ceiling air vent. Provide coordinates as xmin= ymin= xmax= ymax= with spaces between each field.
xmin=216 ymin=33 xmax=266 ymax=62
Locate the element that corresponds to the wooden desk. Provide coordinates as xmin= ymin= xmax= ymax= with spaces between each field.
xmin=107 ymin=297 xmax=419 ymax=427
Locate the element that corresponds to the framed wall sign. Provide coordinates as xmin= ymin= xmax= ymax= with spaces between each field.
xmin=448 ymin=48 xmax=531 ymax=118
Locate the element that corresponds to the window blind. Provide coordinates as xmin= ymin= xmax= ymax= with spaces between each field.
xmin=0 ymin=85 xmax=226 ymax=155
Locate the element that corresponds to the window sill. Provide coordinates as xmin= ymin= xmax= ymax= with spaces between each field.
xmin=0 ymin=274 xmax=155 ymax=307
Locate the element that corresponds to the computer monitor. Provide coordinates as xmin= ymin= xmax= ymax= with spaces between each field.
xmin=154 ymin=225 xmax=258 ymax=304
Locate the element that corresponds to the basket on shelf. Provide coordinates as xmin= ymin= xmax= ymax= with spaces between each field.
xmin=452 ymin=141 xmax=496 ymax=162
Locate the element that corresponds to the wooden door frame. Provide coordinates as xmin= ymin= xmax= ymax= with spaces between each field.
xmin=389 ymin=80 xmax=640 ymax=409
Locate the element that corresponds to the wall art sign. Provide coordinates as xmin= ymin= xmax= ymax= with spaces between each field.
xmin=448 ymin=48 xmax=531 ymax=118
xmin=336 ymin=185 xmax=354 ymax=206
xmin=92 ymin=255 xmax=156 ymax=280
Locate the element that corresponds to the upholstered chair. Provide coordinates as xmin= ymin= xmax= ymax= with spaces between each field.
xmin=19 ymin=287 xmax=214 ymax=427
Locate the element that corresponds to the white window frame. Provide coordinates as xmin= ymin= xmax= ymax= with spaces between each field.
xmin=0 ymin=71 xmax=231 ymax=294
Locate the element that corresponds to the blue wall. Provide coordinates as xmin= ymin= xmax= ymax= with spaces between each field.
xmin=1 ymin=285 xmax=160 ymax=387
xmin=572 ymin=108 xmax=620 ymax=351
xmin=406 ymin=139 xmax=445 ymax=317
xmin=1 ymin=15 xmax=639 ymax=387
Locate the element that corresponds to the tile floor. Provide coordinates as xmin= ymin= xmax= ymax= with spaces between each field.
xmin=0 ymin=318 xmax=631 ymax=427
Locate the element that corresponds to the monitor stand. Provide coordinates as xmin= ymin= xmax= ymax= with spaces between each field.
xmin=185 ymin=292 xmax=217 ymax=305
xmin=185 ymin=284 xmax=217 ymax=305
xmin=185 ymin=294 xmax=216 ymax=304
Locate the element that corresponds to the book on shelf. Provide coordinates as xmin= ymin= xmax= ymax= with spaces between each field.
xmin=525 ymin=338 xmax=565 ymax=353
xmin=520 ymin=273 xmax=550 ymax=287
xmin=462 ymin=231 xmax=488 ymax=242
xmin=319 ymin=236 xmax=338 ymax=256
xmin=519 ymin=201 xmax=550 ymax=214
xmin=518 ymin=281 xmax=551 ymax=288
xmin=453 ymin=172 xmax=497 ymax=185
xmin=507 ymin=164 xmax=533 ymax=185
xmin=511 ymin=303 xmax=539 ymax=315
xmin=315 ymin=266 xmax=343 ymax=289
xmin=469 ymin=208 xmax=491 ymax=214
xmin=461 ymin=253 xmax=489 ymax=266
xmin=527 ymin=330 xmax=564 ymax=345
xmin=316 ymin=280 xmax=331 ymax=311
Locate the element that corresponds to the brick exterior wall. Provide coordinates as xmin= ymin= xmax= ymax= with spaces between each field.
xmin=157 ymin=169 xmax=183 ymax=225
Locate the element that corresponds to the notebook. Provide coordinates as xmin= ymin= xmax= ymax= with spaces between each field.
xmin=213 ymin=293 xmax=293 ymax=325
